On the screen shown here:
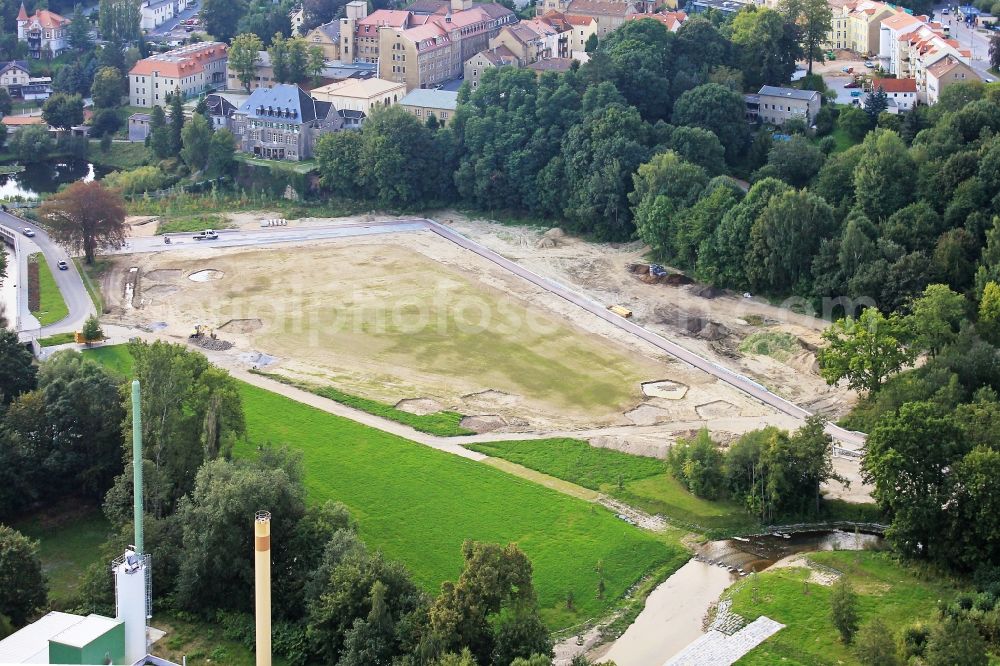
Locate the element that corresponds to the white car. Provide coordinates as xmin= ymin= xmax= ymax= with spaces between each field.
xmin=22 ymin=227 xmax=34 ymax=237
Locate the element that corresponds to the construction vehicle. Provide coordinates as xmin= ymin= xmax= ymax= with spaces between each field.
xmin=608 ymin=305 xmax=633 ymax=318
xmin=189 ymin=324 xmax=217 ymax=339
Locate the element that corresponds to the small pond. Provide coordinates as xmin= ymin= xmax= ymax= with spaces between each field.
xmin=0 ymin=160 xmax=111 ymax=199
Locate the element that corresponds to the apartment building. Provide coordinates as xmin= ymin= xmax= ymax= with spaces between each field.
xmin=491 ymin=18 xmax=569 ymax=65
xmin=231 ymin=84 xmax=342 ymax=161
xmin=140 ymin=0 xmax=175 ymax=32
xmin=400 ymin=88 xmax=458 ymax=124
xmin=0 ymin=61 xmax=30 ymax=91
xmin=925 ymin=54 xmax=980 ymax=104
xmin=463 ymin=46 xmax=518 ymax=89
xmin=870 ymin=77 xmax=917 ymax=110
xmin=129 ymin=42 xmax=228 ymax=108
xmin=310 ymin=78 xmax=406 ymax=127
xmin=305 ymin=20 xmax=342 ymax=60
xmin=536 ymin=0 xmax=662 ymax=35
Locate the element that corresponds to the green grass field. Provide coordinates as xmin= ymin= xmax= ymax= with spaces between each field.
xmin=156 ymin=214 xmax=231 ymax=235
xmin=83 ymin=346 xmax=684 ymax=629
xmin=82 ymin=345 xmax=135 ymax=376
xmin=467 ymin=438 xmax=756 ymax=534
xmin=88 ymin=141 xmax=151 ymax=171
xmin=74 ymin=258 xmax=107 ymax=313
xmin=37 ymin=331 xmax=76 ymax=347
xmin=258 ymin=371 xmax=474 ymax=436
xmin=14 ymin=506 xmax=111 ymax=607
xmin=29 ymin=253 xmax=69 ymax=326
xmin=730 ymin=551 xmax=961 ymax=665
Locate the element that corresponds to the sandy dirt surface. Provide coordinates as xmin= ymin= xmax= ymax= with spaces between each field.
xmin=103 ymin=230 xmax=776 ymax=431
xmin=436 ymin=212 xmax=857 ymax=420
xmin=126 ymin=216 xmax=160 ymax=238
xmin=0 ymin=245 xmax=16 ymax=325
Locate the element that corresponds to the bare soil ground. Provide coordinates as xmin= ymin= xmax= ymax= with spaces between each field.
xmin=104 ymin=229 xmax=774 ymax=431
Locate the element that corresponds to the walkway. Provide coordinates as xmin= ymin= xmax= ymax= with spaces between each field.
xmin=664 ymin=616 xmax=785 ymax=666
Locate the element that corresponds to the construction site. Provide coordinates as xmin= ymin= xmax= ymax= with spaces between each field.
xmin=95 ymin=211 xmax=849 ymax=456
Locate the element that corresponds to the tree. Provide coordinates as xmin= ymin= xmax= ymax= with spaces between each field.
xmin=307 ymin=45 xmax=325 ymax=86
xmin=830 ymin=578 xmax=859 ymax=644
xmin=42 ymin=92 xmax=84 ymax=129
xmin=37 ymin=181 xmax=126 ymax=265
xmin=103 ymin=341 xmax=245 ymax=523
xmin=729 ymin=7 xmax=799 ymax=89
xmin=854 ymin=129 xmax=916 ymax=222
xmin=99 ymin=0 xmax=140 ymax=45
xmin=925 ymin=619 xmax=988 ymax=666
xmin=81 ymin=315 xmax=103 ymax=343
xmin=169 ymin=90 xmax=184 ymax=154
xmin=90 ymin=66 xmax=122 ymax=108
xmin=838 ymin=105 xmax=871 ymax=141
xmin=315 ymin=131 xmax=362 ymax=197
xmin=0 ymin=328 xmax=36 ymax=404
xmin=765 ymin=135 xmax=825 ymax=187
xmin=863 ymin=84 xmax=888 ymax=120
xmin=630 ymin=150 xmax=709 ymax=259
xmin=0 ymin=526 xmax=45 ymax=627
xmin=201 ymin=0 xmax=247 ymax=42
xmin=180 ymin=113 xmax=212 ymax=172
xmin=945 ymin=446 xmax=1000 ymax=571
xmin=854 ymin=617 xmax=899 ymax=666
xmin=661 ymin=125 xmax=726 ymax=176
xmin=667 ymin=429 xmax=724 ymax=498
xmin=148 ymin=104 xmax=170 ymax=159
xmin=906 ymin=284 xmax=966 ymax=356
xmin=819 ymin=308 xmax=914 ymax=394
xmin=980 ymin=281 xmax=1000 ymax=344
xmin=671 ymin=83 xmax=749 ymax=163
xmin=426 ymin=542 xmax=552 ymax=666
xmin=780 ymin=0 xmax=831 ymax=74
xmin=8 ymin=125 xmax=52 ymax=163
xmin=992 ymin=32 xmax=1000 ymax=71
xmin=863 ymin=401 xmax=965 ymax=559
xmin=0 ymin=87 xmax=12 ymax=116
xmin=302 ymin=0 xmax=348 ymax=32
xmin=206 ymin=129 xmax=236 ymax=177
xmin=228 ymin=33 xmax=263 ymax=92
xmin=68 ymin=4 xmax=94 ymax=52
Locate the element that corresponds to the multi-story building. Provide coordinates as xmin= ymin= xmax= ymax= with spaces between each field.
xmin=490 ymin=18 xmax=569 ymax=65
xmin=129 ymin=42 xmax=228 ymax=108
xmin=925 ymin=54 xmax=980 ymax=104
xmin=756 ymin=85 xmax=821 ymax=126
xmin=140 ymin=0 xmax=175 ymax=32
xmin=0 ymin=61 xmax=30 ymax=92
xmin=536 ymin=0 xmax=661 ymax=35
xmin=310 ymin=78 xmax=406 ymax=127
xmin=231 ymin=84 xmax=342 ymax=161
xmin=464 ymin=46 xmax=518 ymax=89
xmin=399 ymin=88 xmax=458 ymax=124
xmin=16 ymin=4 xmax=70 ymax=59
xmin=626 ymin=10 xmax=687 ymax=31
xmin=226 ymin=52 xmax=377 ymax=92
xmin=377 ymin=0 xmax=516 ymax=90
xmin=564 ymin=14 xmax=597 ymax=52
xmin=870 ymin=76 xmax=917 ymax=111
xmin=877 ymin=11 xmax=973 ymax=102
xmin=305 ymin=20 xmax=342 ymax=60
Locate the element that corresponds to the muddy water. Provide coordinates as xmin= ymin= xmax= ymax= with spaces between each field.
xmin=598 ymin=530 xmax=883 ymax=666
xmin=600 ymin=558 xmax=734 ymax=666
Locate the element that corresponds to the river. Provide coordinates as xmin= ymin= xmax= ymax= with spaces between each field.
xmin=593 ymin=529 xmax=884 ymax=666
xmin=0 ymin=160 xmax=107 ymax=199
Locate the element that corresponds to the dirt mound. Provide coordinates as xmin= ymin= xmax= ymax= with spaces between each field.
xmin=624 ymin=403 xmax=670 ymax=426
xmin=692 ymin=284 xmax=725 ymax=299
xmin=663 ymin=273 xmax=694 ymax=285
xmin=193 ymin=337 xmax=234 ymax=351
xmin=628 ymin=263 xmax=649 ymax=274
xmin=787 ymin=350 xmax=820 ymax=375
xmin=219 ymin=318 xmax=263 ymax=334
xmin=641 ymin=380 xmax=688 ymax=400
xmin=459 ymin=414 xmax=528 ymax=433
xmin=188 ymin=269 xmax=225 ymax=282
xmin=590 ymin=434 xmax=670 ymax=458
xmin=144 ymin=269 xmax=182 ymax=281
xmin=543 ymin=228 xmax=565 ymax=240
xmin=395 ymin=397 xmax=444 ymax=415
xmin=536 ymin=237 xmax=557 ymax=249
xmin=699 ymin=322 xmax=730 ymax=341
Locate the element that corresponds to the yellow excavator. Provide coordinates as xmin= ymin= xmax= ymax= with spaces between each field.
xmin=189 ymin=324 xmax=217 ymax=340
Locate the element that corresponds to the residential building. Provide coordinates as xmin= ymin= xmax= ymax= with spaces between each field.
xmin=537 ymin=0 xmax=662 ymax=34
xmin=140 ymin=0 xmax=175 ymax=32
xmin=870 ymin=76 xmax=917 ymax=110
xmin=311 ymin=78 xmax=406 ymax=127
xmin=16 ymin=4 xmax=70 ymax=59
xmin=527 ymin=57 xmax=574 ymax=73
xmin=756 ymin=85 xmax=821 ymax=126
xmin=0 ymin=60 xmax=30 ymax=92
xmin=925 ymin=54 xmax=980 ymax=105
xmin=290 ymin=6 xmax=306 ymax=35
xmin=231 ymin=84 xmax=342 ymax=160
xmin=564 ymin=14 xmax=597 ymax=52
xmin=463 ymin=45 xmax=518 ymax=89
xmin=226 ymin=51 xmax=377 ymax=92
xmin=377 ymin=0 xmax=516 ymax=91
xmin=305 ymin=19 xmax=342 ymax=60
xmin=827 ymin=0 xmax=898 ymax=53
xmin=129 ymin=42 xmax=228 ymax=108
xmin=490 ymin=18 xmax=569 ymax=65
xmin=204 ymin=92 xmax=248 ymax=130
xmin=877 ymin=10 xmax=973 ymax=102
xmin=684 ymin=0 xmax=750 ymax=16
xmin=626 ymin=10 xmax=687 ymax=31
xmin=400 ymin=88 xmax=458 ymax=124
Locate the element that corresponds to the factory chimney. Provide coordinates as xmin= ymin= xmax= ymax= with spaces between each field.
xmin=131 ymin=380 xmax=143 ymax=554
xmin=255 ymin=511 xmax=272 ymax=666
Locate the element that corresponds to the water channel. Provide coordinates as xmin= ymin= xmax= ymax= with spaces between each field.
xmin=0 ymin=160 xmax=106 ymax=199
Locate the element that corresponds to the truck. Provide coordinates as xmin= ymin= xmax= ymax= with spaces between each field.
xmin=192 ymin=229 xmax=219 ymax=240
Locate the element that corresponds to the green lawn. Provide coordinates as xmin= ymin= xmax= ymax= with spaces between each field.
xmin=467 ymin=438 xmax=756 ymax=534
xmin=74 ymin=258 xmax=107 ymax=313
xmin=826 ymin=126 xmax=858 ymax=153
xmin=258 ymin=371 xmax=474 ymax=437
xmin=156 ymin=214 xmax=231 ymax=235
xmin=29 ymin=253 xmax=69 ymax=326
xmin=83 ymin=345 xmax=135 ymax=376
xmin=83 ymin=346 xmax=684 ymax=629
xmin=233 ymin=153 xmax=317 ymax=174
xmin=89 ymin=141 xmax=152 ymax=171
xmin=14 ymin=506 xmax=111 ymax=607
xmin=731 ymin=551 xmax=962 ymax=665
xmin=37 ymin=331 xmax=76 ymax=347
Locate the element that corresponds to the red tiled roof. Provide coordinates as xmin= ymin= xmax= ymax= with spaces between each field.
xmin=129 ymin=42 xmax=227 ymax=79
xmin=21 ymin=8 xmax=69 ymax=29
xmin=872 ymin=77 xmax=916 ymax=92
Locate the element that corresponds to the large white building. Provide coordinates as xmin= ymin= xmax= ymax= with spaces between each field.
xmin=140 ymin=0 xmax=175 ymax=31
xmin=16 ymin=4 xmax=70 ymax=59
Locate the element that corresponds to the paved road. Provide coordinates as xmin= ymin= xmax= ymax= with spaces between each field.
xmin=0 ymin=212 xmax=95 ymax=338
xmin=147 ymin=1 xmax=201 ymax=40
xmin=933 ymin=3 xmax=996 ymax=82
xmin=56 ymin=216 xmax=866 ymax=449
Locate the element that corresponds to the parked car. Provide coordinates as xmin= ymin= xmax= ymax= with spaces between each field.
xmin=942 ymin=8 xmax=950 ymax=14
xmin=57 ymin=260 xmax=68 ymax=270
xmin=192 ymin=230 xmax=219 ymax=240
xmin=22 ymin=227 xmax=34 ymax=237
xmin=845 ymin=81 xmax=860 ymax=88
xmin=850 ymin=90 xmax=863 ymax=97
xmin=841 ymin=66 xmax=854 ymax=73
xmin=864 ymin=61 xmax=875 ymax=68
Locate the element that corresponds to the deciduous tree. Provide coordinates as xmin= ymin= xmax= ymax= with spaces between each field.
xmin=0 ymin=327 xmax=36 ymax=404
xmin=0 ymin=526 xmax=45 ymax=626
xmin=201 ymin=0 xmax=247 ymax=42
xmin=819 ymin=307 xmax=914 ymax=394
xmin=671 ymin=83 xmax=748 ymax=163
xmin=38 ymin=181 xmax=127 ymax=264
xmin=90 ymin=66 xmax=122 ymax=108
xmin=42 ymin=92 xmax=84 ymax=129
xmin=906 ymin=284 xmax=966 ymax=356
xmin=180 ymin=113 xmax=212 ymax=172
xmin=229 ymin=33 xmax=263 ymax=92
xmin=830 ymin=578 xmax=859 ymax=644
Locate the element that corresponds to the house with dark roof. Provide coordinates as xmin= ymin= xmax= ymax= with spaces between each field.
xmin=0 ymin=60 xmax=29 ymax=92
xmin=231 ymin=84 xmax=342 ymax=161
xmin=305 ymin=19 xmax=343 ymax=60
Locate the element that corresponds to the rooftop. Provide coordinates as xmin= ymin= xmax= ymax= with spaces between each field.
xmin=312 ymin=77 xmax=405 ymax=99
xmin=400 ymin=88 xmax=459 ymax=110
xmin=238 ymin=84 xmax=330 ymax=123
xmin=130 ymin=41 xmax=227 ymax=78
xmin=872 ymin=77 xmax=917 ymax=92
xmin=0 ymin=612 xmax=87 ymax=663
xmin=527 ymin=57 xmax=574 ymax=72
xmin=51 ymin=614 xmax=122 ymax=649
xmin=758 ymin=85 xmax=820 ymax=101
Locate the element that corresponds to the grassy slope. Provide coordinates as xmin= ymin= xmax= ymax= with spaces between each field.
xmin=155 ymin=215 xmax=231 ymax=235
xmin=237 ymin=384 xmax=681 ymax=628
xmin=732 ymin=551 xmax=960 ymax=666
xmin=88 ymin=141 xmax=151 ymax=171
xmin=14 ymin=506 xmax=111 ymax=606
xmin=74 ymin=257 xmax=107 ymax=313
xmin=467 ymin=438 xmax=756 ymax=534
xmin=82 ymin=347 xmax=682 ymax=629
xmin=29 ymin=253 xmax=69 ymax=326
xmin=258 ymin=371 xmax=473 ymax=437
xmin=37 ymin=331 xmax=76 ymax=347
